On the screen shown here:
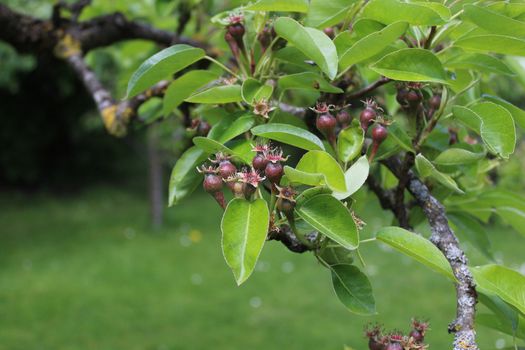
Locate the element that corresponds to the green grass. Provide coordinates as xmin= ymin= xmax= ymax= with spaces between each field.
xmin=0 ymin=186 xmax=523 ymax=350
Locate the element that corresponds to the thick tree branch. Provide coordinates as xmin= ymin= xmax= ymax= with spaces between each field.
xmin=0 ymin=3 xmax=214 ymax=136
xmin=383 ymin=157 xmax=479 ymax=350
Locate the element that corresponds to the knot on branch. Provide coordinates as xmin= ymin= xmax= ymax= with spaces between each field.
xmin=101 ymin=105 xmax=133 ymax=137
xmin=54 ymin=32 xmax=81 ymax=58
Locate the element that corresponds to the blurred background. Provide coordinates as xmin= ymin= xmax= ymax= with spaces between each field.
xmin=1 ymin=1 xmax=525 ymax=349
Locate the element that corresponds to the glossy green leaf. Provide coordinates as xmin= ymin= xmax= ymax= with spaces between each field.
xmin=330 ymin=264 xmax=376 ymax=315
xmin=162 ymin=70 xmax=219 ymax=114
xmin=284 ymin=166 xmax=325 ymax=187
xmin=274 ymin=17 xmax=338 ymax=79
xmin=448 ymin=212 xmax=493 ymax=260
xmin=415 ymin=154 xmax=464 ymax=193
xmin=241 ymin=79 xmax=273 ymax=104
xmin=463 ymin=4 xmax=525 ymax=38
xmin=127 ymin=44 xmax=205 ymax=98
xmin=333 ymin=156 xmax=369 ymax=200
xmin=337 ymin=125 xmax=364 ymax=163
xmin=455 ymin=35 xmax=525 ymax=56
xmin=483 ymin=95 xmax=525 ymax=130
xmin=388 ymin=122 xmax=414 ymax=152
xmin=221 ymin=198 xmax=269 ymax=285
xmin=370 ymin=48 xmax=447 ymax=84
xmin=214 ymin=114 xmax=256 ymax=143
xmin=477 ymin=313 xmax=525 ymax=340
xmin=278 ymin=72 xmax=343 ymax=93
xmin=168 ymin=146 xmax=207 ymax=206
xmin=251 ymin=123 xmax=325 ymax=151
xmin=295 ymin=186 xmax=332 ymax=206
xmin=338 ymin=21 xmax=408 ymax=73
xmin=376 ymin=226 xmax=455 ymax=280
xmin=470 ymin=102 xmax=516 ymax=159
xmin=245 ymin=0 xmax=308 ymax=13
xmin=193 ymin=136 xmax=234 ymax=155
xmin=362 ymin=0 xmax=449 ymax=26
xmin=185 ymin=85 xmax=242 ymax=104
xmin=296 ymin=150 xmax=347 ymax=192
xmin=433 ymin=149 xmax=485 ymax=166
xmin=296 ymin=194 xmax=358 ymax=250
xmin=306 ymin=0 xmax=357 ymax=29
xmin=472 ymin=265 xmax=525 ymax=315
xmin=445 ymin=53 xmax=515 ymax=76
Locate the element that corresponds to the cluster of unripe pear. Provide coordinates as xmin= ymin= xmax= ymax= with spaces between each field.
xmin=198 ymin=144 xmax=289 ymax=209
xmin=366 ymin=319 xmax=429 ymax=350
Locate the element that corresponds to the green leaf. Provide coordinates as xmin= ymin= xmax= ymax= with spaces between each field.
xmin=337 ymin=125 xmax=364 ymax=163
xmin=274 ymin=17 xmax=338 ymax=79
xmin=278 ymin=72 xmax=343 ymax=94
xmin=185 ymin=85 xmax=243 ymax=104
xmin=415 ymin=154 xmax=464 ymax=193
xmin=463 ymin=4 xmax=525 ymax=38
xmin=162 ymin=70 xmax=219 ymax=114
xmin=296 ymin=186 xmax=333 ymax=206
xmin=295 ymin=150 xmax=347 ymax=192
xmin=333 ymin=156 xmax=369 ymax=200
xmin=214 ymin=114 xmax=256 ymax=143
xmin=296 ymin=194 xmax=358 ymax=250
xmin=388 ymin=122 xmax=414 ymax=152
xmin=472 ymin=265 xmax=525 ymax=316
xmin=455 ymin=35 xmax=525 ymax=56
xmin=370 ymin=48 xmax=447 ymax=84
xmin=473 ymin=102 xmax=517 ymax=158
xmin=448 ymin=212 xmax=493 ymax=260
xmin=168 ymin=146 xmax=207 ymax=206
xmin=127 ymin=44 xmax=205 ymax=98
xmin=483 ymin=95 xmax=525 ymax=130
xmin=284 ymin=166 xmax=325 ymax=187
xmin=433 ymin=149 xmax=485 ymax=166
xmin=251 ymin=123 xmax=325 ymax=151
xmin=445 ymin=53 xmax=515 ymax=76
xmin=376 ymin=226 xmax=455 ymax=280
xmin=221 ymin=198 xmax=270 ymax=285
xmin=241 ymin=79 xmax=273 ymax=104
xmin=245 ymin=0 xmax=308 ymax=13
xmin=306 ymin=0 xmax=357 ymax=29
xmin=338 ymin=21 xmax=408 ymax=73
xmin=330 ymin=264 xmax=376 ymax=315
xmin=193 ymin=136 xmax=234 ymax=155
xmin=477 ymin=313 xmax=525 ymax=340
xmin=362 ymin=0 xmax=449 ymax=26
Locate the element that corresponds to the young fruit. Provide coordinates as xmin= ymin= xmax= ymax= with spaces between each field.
xmin=252 ymin=154 xmax=268 ymax=172
xmin=316 ymin=113 xmax=337 ymax=134
xmin=323 ymin=27 xmax=335 ymax=39
xmin=265 ymin=162 xmax=283 ymax=184
xmin=196 ymin=120 xmax=211 ymax=136
xmin=368 ymin=338 xmax=385 ymax=350
xmin=336 ymin=110 xmax=351 ymax=126
xmin=218 ymin=160 xmax=236 ymax=179
xmin=360 ymin=107 xmax=376 ymax=132
xmin=203 ymin=174 xmax=222 ymax=193
xmin=429 ymin=94 xmax=441 ymax=110
xmin=396 ymin=87 xmax=408 ymax=106
xmin=385 ymin=342 xmax=402 ymax=350
xmin=372 ymin=124 xmax=388 ymax=143
xmin=406 ymin=89 xmax=422 ymax=107
xmin=409 ymin=329 xmax=424 ymax=343
xmin=227 ymin=23 xmax=245 ymax=42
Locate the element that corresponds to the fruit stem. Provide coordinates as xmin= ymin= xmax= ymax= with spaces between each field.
xmin=212 ymin=191 xmax=226 ymax=210
xmin=204 ymin=56 xmax=240 ymax=79
xmin=368 ymin=142 xmax=380 ymax=163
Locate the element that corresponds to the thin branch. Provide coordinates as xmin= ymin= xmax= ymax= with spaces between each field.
xmin=268 ymin=225 xmax=316 ymax=253
xmin=346 ymin=77 xmax=391 ymax=100
xmin=383 ymin=156 xmax=479 ymax=350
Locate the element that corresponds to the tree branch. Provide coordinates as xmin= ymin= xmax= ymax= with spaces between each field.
xmin=346 ymin=77 xmax=391 ymax=100
xmin=0 ymin=3 xmax=213 ymax=136
xmin=268 ymin=225 xmax=316 ymax=253
xmin=383 ymin=156 xmax=479 ymax=350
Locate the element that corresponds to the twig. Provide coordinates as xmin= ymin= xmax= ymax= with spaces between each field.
xmin=346 ymin=77 xmax=391 ymax=100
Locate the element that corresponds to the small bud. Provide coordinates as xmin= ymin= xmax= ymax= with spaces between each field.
xmin=429 ymin=94 xmax=441 ymax=110
xmin=323 ymin=27 xmax=335 ymax=39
